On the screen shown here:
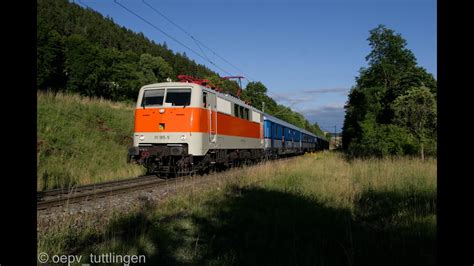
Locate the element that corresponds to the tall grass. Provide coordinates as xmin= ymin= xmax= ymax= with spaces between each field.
xmin=37 ymin=91 xmax=145 ymax=190
xmin=38 ymin=152 xmax=436 ymax=265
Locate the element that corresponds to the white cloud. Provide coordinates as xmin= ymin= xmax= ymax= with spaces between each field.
xmin=299 ymin=103 xmax=346 ymax=132
xmin=302 ymin=88 xmax=350 ymax=94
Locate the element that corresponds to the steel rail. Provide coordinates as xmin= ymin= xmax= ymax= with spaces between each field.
xmin=37 ymin=175 xmax=159 ymax=201
xmin=37 ymin=176 xmax=169 ymax=210
xmin=36 ymin=154 xmax=310 ymax=210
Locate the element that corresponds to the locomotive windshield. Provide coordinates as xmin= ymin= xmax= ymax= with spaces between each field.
xmin=141 ymin=88 xmax=191 ymax=107
xmin=142 ymin=89 xmax=165 ymax=107
xmin=165 ymin=88 xmax=191 ymax=106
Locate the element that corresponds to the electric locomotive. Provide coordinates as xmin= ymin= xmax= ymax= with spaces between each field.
xmin=128 ymin=76 xmax=328 ymax=175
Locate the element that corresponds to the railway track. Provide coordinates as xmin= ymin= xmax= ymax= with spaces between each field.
xmin=37 ymin=175 xmax=171 ymax=210
xmin=36 ymin=155 xmax=303 ymax=211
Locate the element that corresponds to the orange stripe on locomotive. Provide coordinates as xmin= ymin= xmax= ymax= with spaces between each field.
xmin=134 ymin=107 xmax=261 ymax=139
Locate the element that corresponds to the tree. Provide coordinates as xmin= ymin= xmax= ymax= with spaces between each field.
xmin=347 ymin=119 xmax=416 ymax=157
xmin=37 ymin=2 xmax=211 ymax=94
xmin=137 ymin=53 xmax=173 ymax=84
xmin=37 ymin=0 xmax=327 ymax=138
xmin=342 ymin=86 xmax=384 ymax=150
xmin=205 ymin=75 xmax=240 ymax=96
xmin=392 ymin=87 xmax=436 ymax=161
xmin=242 ymin=81 xmax=284 ymax=115
xmin=103 ymin=50 xmax=142 ymax=101
xmin=37 ymin=27 xmax=66 ymax=91
xmin=64 ymin=34 xmax=107 ymax=97
xmin=311 ymin=122 xmax=324 ymax=138
xmin=342 ymin=25 xmax=437 ymax=157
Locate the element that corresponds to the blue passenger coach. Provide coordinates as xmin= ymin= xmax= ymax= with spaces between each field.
xmin=263 ymin=114 xmax=326 ymax=157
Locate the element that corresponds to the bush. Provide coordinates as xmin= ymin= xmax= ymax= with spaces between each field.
xmin=347 ymin=120 xmax=416 ymax=157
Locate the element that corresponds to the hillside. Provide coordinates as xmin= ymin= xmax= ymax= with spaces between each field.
xmin=37 ymin=91 xmax=145 ymax=190
xmin=37 ymin=0 xmax=215 ymax=94
xmin=37 ymin=0 xmax=326 ymax=137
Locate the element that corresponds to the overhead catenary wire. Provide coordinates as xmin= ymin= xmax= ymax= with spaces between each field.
xmin=319 ymin=125 xmax=342 ymax=134
xmin=141 ymin=0 xmax=211 ymax=64
xmin=266 ymin=89 xmax=313 ymax=114
xmin=77 ymin=0 xmax=313 ymax=122
xmin=112 ymin=0 xmax=233 ymax=76
xmin=80 ymin=0 xmax=276 ymax=93
xmin=141 ymin=0 xmax=256 ymax=83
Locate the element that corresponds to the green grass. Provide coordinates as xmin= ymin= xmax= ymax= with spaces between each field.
xmin=38 ymin=152 xmax=436 ymax=265
xmin=37 ymin=91 xmax=146 ymax=190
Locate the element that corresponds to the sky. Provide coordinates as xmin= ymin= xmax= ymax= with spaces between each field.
xmin=74 ymin=0 xmax=436 ymax=133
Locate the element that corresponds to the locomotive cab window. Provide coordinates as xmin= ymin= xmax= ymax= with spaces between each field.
xmin=141 ymin=89 xmax=165 ymax=107
xmin=165 ymin=88 xmax=192 ymax=106
xmin=203 ymin=92 xmax=207 ymax=107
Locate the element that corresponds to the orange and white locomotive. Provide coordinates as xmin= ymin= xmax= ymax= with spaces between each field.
xmin=128 ymin=76 xmax=328 ymax=176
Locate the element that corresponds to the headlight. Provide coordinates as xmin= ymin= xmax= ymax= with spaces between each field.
xmin=139 ymin=135 xmax=145 ymax=140
xmin=180 ymin=135 xmax=186 ymax=141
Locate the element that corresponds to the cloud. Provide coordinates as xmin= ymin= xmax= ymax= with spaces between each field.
xmin=300 ymin=103 xmax=346 ymax=132
xmin=270 ymin=88 xmax=349 ymax=104
xmin=266 ymin=90 xmax=349 ymax=132
xmin=269 ymin=92 xmax=314 ymax=105
xmin=301 ymin=103 xmax=345 ymax=113
xmin=302 ymin=88 xmax=350 ymax=94
xmin=268 ymin=87 xmax=350 ymax=108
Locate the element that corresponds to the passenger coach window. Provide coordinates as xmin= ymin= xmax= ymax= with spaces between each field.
xmin=142 ymin=89 xmax=165 ymax=107
xmin=165 ymin=88 xmax=191 ymax=106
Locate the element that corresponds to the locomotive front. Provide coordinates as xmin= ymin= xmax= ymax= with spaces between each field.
xmin=128 ymin=82 xmax=207 ymax=175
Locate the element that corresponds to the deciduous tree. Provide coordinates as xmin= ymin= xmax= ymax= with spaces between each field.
xmin=392 ymin=87 xmax=436 ymax=160
xmin=342 ymin=25 xmax=436 ymax=157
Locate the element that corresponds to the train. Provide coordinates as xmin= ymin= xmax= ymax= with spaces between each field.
xmin=128 ymin=76 xmax=329 ymax=176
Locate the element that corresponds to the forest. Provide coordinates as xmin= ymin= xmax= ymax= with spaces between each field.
xmin=37 ymin=0 xmax=325 ymax=137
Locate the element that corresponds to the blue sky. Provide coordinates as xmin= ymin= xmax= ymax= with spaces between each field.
xmin=75 ymin=0 xmax=436 ymax=133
